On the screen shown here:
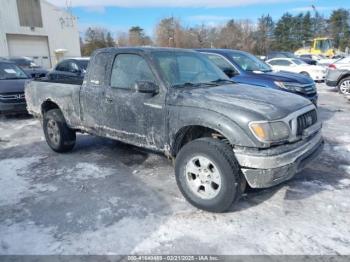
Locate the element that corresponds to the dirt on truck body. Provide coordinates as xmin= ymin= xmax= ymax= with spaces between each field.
xmin=25 ymin=47 xmax=324 ymax=212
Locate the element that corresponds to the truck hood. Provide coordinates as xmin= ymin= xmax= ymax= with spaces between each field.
xmin=0 ymin=79 xmax=28 ymax=94
xmin=169 ymin=83 xmax=312 ymax=121
xmin=245 ymin=70 xmax=314 ymax=84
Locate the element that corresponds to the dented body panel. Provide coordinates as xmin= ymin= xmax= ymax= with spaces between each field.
xmin=25 ymin=47 xmax=323 ymax=189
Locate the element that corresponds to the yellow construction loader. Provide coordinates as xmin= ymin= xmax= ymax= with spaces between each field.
xmin=295 ymin=37 xmax=337 ymax=58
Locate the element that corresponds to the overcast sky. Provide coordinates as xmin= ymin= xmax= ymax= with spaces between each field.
xmin=46 ymin=0 xmax=350 ymax=35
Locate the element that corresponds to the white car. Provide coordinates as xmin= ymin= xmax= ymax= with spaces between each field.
xmin=266 ymin=58 xmax=327 ymax=81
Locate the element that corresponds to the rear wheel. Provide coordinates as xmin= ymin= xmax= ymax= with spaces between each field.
xmin=338 ymin=77 xmax=350 ymax=95
xmin=43 ymin=109 xmax=76 ymax=153
xmin=175 ymin=137 xmax=244 ymax=213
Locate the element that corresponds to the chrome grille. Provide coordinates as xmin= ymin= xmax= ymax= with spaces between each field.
xmin=0 ymin=92 xmax=26 ymax=103
xmin=297 ymin=109 xmax=317 ymax=136
xmin=303 ymin=84 xmax=317 ymax=95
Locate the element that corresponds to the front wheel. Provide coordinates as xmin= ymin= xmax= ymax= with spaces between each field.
xmin=300 ymin=71 xmax=310 ymax=78
xmin=175 ymin=138 xmax=244 ymax=213
xmin=338 ymin=77 xmax=350 ymax=95
xmin=43 ymin=109 xmax=76 ymax=153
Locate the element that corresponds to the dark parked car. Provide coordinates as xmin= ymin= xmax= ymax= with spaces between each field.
xmin=0 ymin=61 xmax=30 ymax=114
xmin=197 ymin=49 xmax=318 ymax=105
xmin=267 ymin=51 xmax=317 ymax=65
xmin=326 ymin=69 xmax=350 ymax=95
xmin=26 ymin=47 xmax=323 ymax=212
xmin=47 ymin=58 xmax=90 ymax=85
xmin=9 ymin=57 xmax=48 ymax=79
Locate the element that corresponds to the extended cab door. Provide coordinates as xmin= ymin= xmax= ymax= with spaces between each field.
xmin=80 ymin=52 xmax=110 ymax=129
xmin=101 ymin=52 xmax=166 ymax=150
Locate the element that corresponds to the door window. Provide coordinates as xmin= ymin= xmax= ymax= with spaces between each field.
xmin=56 ymin=61 xmax=70 ymax=72
xmin=68 ymin=62 xmax=79 ymax=73
xmin=110 ymin=54 xmax=155 ymax=89
xmin=270 ymin=59 xmax=291 ymax=66
xmin=87 ymin=53 xmax=109 ymax=86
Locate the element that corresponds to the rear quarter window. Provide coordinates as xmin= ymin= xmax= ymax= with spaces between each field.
xmin=87 ymin=53 xmax=109 ymax=86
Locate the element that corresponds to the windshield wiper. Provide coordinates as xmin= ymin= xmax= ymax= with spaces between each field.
xmin=172 ymin=82 xmax=197 ymax=88
xmin=172 ymin=82 xmax=218 ymax=88
xmin=210 ymin=79 xmax=235 ymax=84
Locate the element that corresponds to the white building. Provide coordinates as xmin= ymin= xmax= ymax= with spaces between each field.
xmin=0 ymin=0 xmax=81 ymax=68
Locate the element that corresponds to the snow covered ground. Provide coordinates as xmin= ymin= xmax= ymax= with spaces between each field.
xmin=0 ymin=83 xmax=349 ymax=255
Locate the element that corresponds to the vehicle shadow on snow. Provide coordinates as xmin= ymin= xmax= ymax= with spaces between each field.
xmin=0 ymin=113 xmax=32 ymax=121
xmin=317 ymin=105 xmax=344 ymax=122
xmin=0 ymin=135 xmax=175 ymax=254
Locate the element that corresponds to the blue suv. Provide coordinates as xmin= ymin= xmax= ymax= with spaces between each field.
xmin=197 ymin=49 xmax=318 ymax=105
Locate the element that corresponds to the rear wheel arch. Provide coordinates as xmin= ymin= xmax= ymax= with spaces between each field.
xmin=41 ymin=100 xmax=60 ymax=116
xmin=337 ymin=74 xmax=350 ymax=85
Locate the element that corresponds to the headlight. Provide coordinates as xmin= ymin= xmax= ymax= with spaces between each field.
xmin=249 ymin=121 xmax=290 ymax=143
xmin=274 ymin=81 xmax=307 ymax=92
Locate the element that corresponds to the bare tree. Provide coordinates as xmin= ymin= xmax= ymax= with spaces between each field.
xmin=81 ymin=27 xmax=115 ymax=56
xmin=116 ymin=32 xmax=128 ymax=47
xmin=155 ymin=17 xmax=181 ymax=47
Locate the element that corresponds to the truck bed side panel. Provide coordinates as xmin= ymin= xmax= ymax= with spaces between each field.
xmin=25 ymin=81 xmax=82 ymax=128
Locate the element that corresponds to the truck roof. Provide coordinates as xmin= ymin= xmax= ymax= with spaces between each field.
xmin=96 ymin=47 xmax=196 ymax=54
xmin=196 ymin=48 xmax=248 ymax=55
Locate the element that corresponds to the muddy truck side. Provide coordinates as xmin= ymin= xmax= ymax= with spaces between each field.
xmin=25 ymin=47 xmax=324 ymax=212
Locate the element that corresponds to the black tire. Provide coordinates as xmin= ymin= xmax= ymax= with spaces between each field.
xmin=43 ymin=109 xmax=76 ymax=153
xmin=175 ymin=137 xmax=244 ymax=213
xmin=338 ymin=77 xmax=350 ymax=95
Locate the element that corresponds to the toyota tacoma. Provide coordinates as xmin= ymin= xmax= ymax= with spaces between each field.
xmin=25 ymin=47 xmax=324 ymax=212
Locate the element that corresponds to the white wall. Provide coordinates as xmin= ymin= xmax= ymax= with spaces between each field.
xmin=0 ymin=0 xmax=81 ymax=67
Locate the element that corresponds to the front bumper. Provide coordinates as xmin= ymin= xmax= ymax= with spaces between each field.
xmin=0 ymin=101 xmax=28 ymax=114
xmin=234 ymin=132 xmax=324 ymax=188
xmin=310 ymin=71 xmax=326 ymax=82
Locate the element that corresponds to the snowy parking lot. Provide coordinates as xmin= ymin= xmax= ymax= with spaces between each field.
xmin=0 ymin=83 xmax=349 ymax=255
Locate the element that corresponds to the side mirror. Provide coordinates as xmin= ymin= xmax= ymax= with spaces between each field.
xmin=134 ymin=81 xmax=159 ymax=94
xmin=223 ymin=68 xmax=237 ymax=78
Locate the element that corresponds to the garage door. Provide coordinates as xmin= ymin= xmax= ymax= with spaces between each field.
xmin=7 ymin=34 xmax=51 ymax=69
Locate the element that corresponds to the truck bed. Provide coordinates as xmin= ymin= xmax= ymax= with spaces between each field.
xmin=25 ymin=80 xmax=82 ymax=128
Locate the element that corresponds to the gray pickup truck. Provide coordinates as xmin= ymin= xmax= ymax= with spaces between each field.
xmin=25 ymin=47 xmax=324 ymax=212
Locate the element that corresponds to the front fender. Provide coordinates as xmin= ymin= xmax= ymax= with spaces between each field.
xmin=168 ymin=106 xmax=258 ymax=150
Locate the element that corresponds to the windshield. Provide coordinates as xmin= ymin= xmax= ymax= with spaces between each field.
xmin=230 ymin=52 xmax=271 ymax=72
xmin=292 ymin=59 xmax=306 ymax=65
xmin=282 ymin=52 xmax=297 ymax=59
xmin=315 ymin=39 xmax=334 ymax=51
xmin=152 ymin=51 xmax=229 ymax=87
xmin=11 ymin=58 xmax=39 ymax=68
xmin=0 ymin=63 xmax=28 ymax=80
